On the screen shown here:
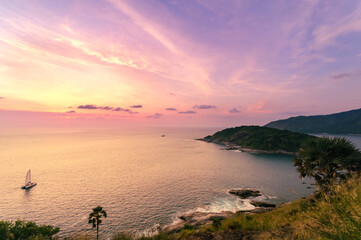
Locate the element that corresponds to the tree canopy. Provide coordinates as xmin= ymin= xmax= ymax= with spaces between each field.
xmin=0 ymin=220 xmax=59 ymax=240
xmin=89 ymin=206 xmax=107 ymax=240
xmin=294 ymin=137 xmax=361 ymax=189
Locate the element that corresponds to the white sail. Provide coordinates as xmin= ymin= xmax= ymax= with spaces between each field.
xmin=25 ymin=169 xmax=31 ymax=185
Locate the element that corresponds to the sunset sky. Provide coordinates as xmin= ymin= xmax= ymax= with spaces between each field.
xmin=1 ymin=0 xmax=361 ymax=128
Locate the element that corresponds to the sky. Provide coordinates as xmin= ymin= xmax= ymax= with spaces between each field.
xmin=0 ymin=0 xmax=361 ymax=128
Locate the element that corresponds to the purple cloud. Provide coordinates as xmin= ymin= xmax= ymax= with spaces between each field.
xmin=77 ymin=104 xmax=137 ymax=114
xmin=112 ymin=107 xmax=138 ymax=114
xmin=146 ymin=113 xmax=163 ymax=118
xmin=130 ymin=105 xmax=143 ymax=108
xmin=332 ymin=71 xmax=361 ymax=79
xmin=193 ymin=105 xmax=216 ymax=109
xmin=112 ymin=107 xmax=127 ymax=112
xmin=0 ymin=97 xmax=4 ymax=99
xmin=165 ymin=107 xmax=177 ymax=111
xmin=78 ymin=104 xmax=99 ymax=109
xmin=66 ymin=110 xmax=76 ymax=113
xmin=229 ymin=108 xmax=240 ymax=113
xmin=178 ymin=110 xmax=196 ymax=114
xmin=101 ymin=106 xmax=113 ymax=110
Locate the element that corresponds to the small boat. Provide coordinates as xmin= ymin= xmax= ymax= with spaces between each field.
xmin=21 ymin=169 xmax=37 ymax=189
xmin=161 ymin=134 xmax=166 ymax=137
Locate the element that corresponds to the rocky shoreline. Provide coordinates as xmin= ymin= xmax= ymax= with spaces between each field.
xmin=163 ymin=189 xmax=276 ymax=233
xmin=198 ymin=138 xmax=296 ymax=155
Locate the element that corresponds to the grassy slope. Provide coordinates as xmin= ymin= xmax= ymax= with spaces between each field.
xmin=191 ymin=176 xmax=361 ymax=240
xmin=203 ymin=126 xmax=316 ymax=153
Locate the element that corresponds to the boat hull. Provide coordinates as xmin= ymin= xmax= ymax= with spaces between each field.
xmin=21 ymin=183 xmax=37 ymax=189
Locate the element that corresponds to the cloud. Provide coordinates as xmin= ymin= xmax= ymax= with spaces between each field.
xmin=246 ymin=101 xmax=270 ymax=113
xmin=77 ymin=104 xmax=137 ymax=114
xmin=112 ymin=107 xmax=138 ymax=114
xmin=146 ymin=113 xmax=163 ymax=118
xmin=193 ymin=104 xmax=216 ymax=109
xmin=229 ymin=108 xmax=240 ymax=113
xmin=165 ymin=107 xmax=177 ymax=111
xmin=78 ymin=104 xmax=98 ymax=109
xmin=313 ymin=3 xmax=361 ymax=49
xmin=0 ymin=97 xmax=4 ymax=99
xmin=178 ymin=110 xmax=196 ymax=114
xmin=112 ymin=107 xmax=128 ymax=112
xmin=332 ymin=71 xmax=361 ymax=80
xmin=130 ymin=105 xmax=143 ymax=108
xmin=66 ymin=110 xmax=76 ymax=113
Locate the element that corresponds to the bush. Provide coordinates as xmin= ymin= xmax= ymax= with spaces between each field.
xmin=0 ymin=220 xmax=59 ymax=240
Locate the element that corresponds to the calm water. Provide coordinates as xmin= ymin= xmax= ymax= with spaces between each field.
xmin=1 ymin=128 xmax=360 ymax=238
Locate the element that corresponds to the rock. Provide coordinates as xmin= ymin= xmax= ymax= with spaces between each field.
xmin=250 ymin=200 xmax=276 ymax=208
xmin=229 ymin=189 xmax=262 ymax=198
xmin=164 ymin=211 xmax=233 ymax=233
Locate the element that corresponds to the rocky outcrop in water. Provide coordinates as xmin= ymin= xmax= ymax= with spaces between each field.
xmin=164 ymin=188 xmax=277 ymax=233
xmin=229 ymin=188 xmax=276 ymax=209
xmin=229 ymin=189 xmax=262 ymax=198
xmin=250 ymin=200 xmax=276 ymax=208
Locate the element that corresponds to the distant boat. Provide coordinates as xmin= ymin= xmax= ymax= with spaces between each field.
xmin=161 ymin=134 xmax=166 ymax=137
xmin=21 ymin=169 xmax=37 ymax=189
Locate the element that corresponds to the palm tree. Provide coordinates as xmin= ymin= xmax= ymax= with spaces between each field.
xmin=88 ymin=206 xmax=107 ymax=240
xmin=294 ymin=137 xmax=361 ymax=191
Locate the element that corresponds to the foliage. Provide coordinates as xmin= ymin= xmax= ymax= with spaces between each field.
xmin=308 ymin=177 xmax=361 ymax=240
xmin=0 ymin=220 xmax=59 ymax=240
xmin=111 ymin=232 xmax=134 ymax=240
xmin=203 ymin=125 xmax=316 ymax=152
xmin=88 ymin=206 xmax=107 ymax=240
xmin=265 ymin=108 xmax=361 ymax=134
xmin=294 ymin=137 xmax=361 ymax=189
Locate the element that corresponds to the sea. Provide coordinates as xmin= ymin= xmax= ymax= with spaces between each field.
xmin=1 ymin=128 xmax=360 ymax=238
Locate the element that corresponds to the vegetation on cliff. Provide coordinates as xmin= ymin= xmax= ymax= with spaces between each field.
xmin=201 ymin=125 xmax=316 ymax=153
xmin=265 ymin=108 xmax=361 ymax=134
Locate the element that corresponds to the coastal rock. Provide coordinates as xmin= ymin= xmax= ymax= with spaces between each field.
xmin=229 ymin=189 xmax=262 ymax=199
xmin=249 ymin=200 xmax=276 ymax=208
xmin=164 ymin=212 xmax=233 ymax=233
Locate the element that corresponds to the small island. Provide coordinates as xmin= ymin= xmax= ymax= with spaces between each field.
xmin=199 ymin=125 xmax=316 ymax=154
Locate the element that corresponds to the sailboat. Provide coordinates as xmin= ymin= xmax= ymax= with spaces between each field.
xmin=21 ymin=169 xmax=37 ymax=189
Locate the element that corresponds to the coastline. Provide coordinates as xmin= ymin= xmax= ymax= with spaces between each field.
xmin=197 ymin=138 xmax=296 ymax=155
xmin=162 ymin=188 xmax=277 ymax=234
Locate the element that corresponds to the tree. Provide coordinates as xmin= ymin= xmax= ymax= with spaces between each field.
xmin=294 ymin=137 xmax=361 ymax=191
xmin=0 ymin=220 xmax=59 ymax=240
xmin=88 ymin=206 xmax=107 ymax=240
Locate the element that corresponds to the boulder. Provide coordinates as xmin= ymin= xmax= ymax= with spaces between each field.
xmin=229 ymin=189 xmax=262 ymax=199
xmin=250 ymin=200 xmax=276 ymax=208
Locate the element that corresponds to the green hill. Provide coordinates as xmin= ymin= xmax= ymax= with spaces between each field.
xmin=201 ymin=125 xmax=316 ymax=153
xmin=265 ymin=108 xmax=361 ymax=134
